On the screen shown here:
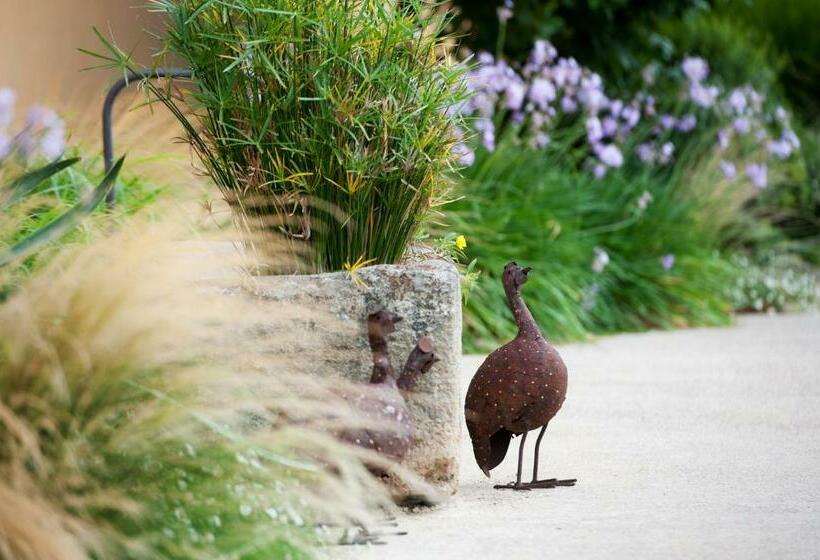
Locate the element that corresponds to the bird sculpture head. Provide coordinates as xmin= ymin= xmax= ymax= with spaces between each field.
xmin=367 ymin=310 xmax=403 ymax=338
xmin=502 ymin=261 xmax=532 ymax=290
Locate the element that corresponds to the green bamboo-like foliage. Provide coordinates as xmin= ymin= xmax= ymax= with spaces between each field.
xmin=148 ymin=0 xmax=466 ymax=272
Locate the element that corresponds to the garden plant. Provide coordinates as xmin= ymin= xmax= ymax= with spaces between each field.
xmin=93 ymin=0 xmax=467 ymax=273
xmin=446 ymin=7 xmax=816 ymax=350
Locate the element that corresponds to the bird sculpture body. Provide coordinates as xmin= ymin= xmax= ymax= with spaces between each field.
xmin=465 ymin=262 xmax=576 ymax=490
xmin=337 ymin=310 xmax=437 ymax=462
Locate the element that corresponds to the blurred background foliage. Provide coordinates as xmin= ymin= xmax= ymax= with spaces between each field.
xmin=449 ymin=0 xmax=820 ymax=123
xmin=445 ymin=0 xmax=818 ymax=350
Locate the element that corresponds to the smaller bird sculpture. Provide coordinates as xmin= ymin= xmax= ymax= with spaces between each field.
xmin=336 ymin=310 xmax=438 ymax=462
xmin=465 ymin=262 xmax=576 ymax=490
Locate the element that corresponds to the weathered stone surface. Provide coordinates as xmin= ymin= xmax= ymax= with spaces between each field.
xmin=251 ymin=260 xmax=463 ymax=494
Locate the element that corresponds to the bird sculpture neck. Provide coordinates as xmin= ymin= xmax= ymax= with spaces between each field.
xmin=505 ymin=282 xmax=541 ymax=340
xmin=369 ymin=330 xmax=397 ymax=387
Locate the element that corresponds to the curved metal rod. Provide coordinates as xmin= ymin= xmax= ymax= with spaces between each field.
xmin=102 ymin=67 xmax=192 ymax=207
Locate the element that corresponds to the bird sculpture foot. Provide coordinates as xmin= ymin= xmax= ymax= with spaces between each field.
xmin=493 ymin=478 xmax=577 ymax=491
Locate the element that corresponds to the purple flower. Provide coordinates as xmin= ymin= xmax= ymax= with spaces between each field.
xmin=528 ymin=78 xmax=556 ymax=109
xmin=26 ymin=106 xmax=61 ymax=129
xmin=504 ymin=81 xmax=526 ymax=111
xmin=733 ymin=117 xmax=750 ymax=135
xmin=643 ymin=96 xmax=657 ymax=118
xmin=586 ymin=116 xmax=603 ymax=143
xmin=0 ymin=134 xmax=11 ymax=160
xmin=529 ymin=111 xmax=547 ymax=128
xmin=593 ymin=163 xmax=607 ymax=179
xmin=597 ymin=143 xmax=624 ymax=168
xmin=591 ymin=247 xmax=610 ymax=273
xmin=533 ymin=132 xmax=550 ymax=149
xmin=15 ymin=106 xmax=66 ymax=161
xmin=0 ymin=88 xmax=15 ymax=129
xmin=767 ymin=139 xmax=792 ymax=159
xmin=728 ymin=89 xmax=747 ymax=115
xmin=688 ymin=82 xmax=719 ymax=108
xmin=637 ymin=190 xmax=654 ymax=210
xmin=477 ymin=52 xmax=495 ymax=65
xmin=560 ymin=95 xmax=578 ymax=113
xmin=452 ymin=143 xmax=475 ymax=166
xmin=681 ymin=56 xmax=709 ymax=83
xmin=774 ymin=106 xmax=788 ymax=122
xmin=720 ymin=160 xmax=737 ymax=180
xmin=747 ymin=88 xmax=764 ymax=111
xmin=659 ymin=142 xmax=675 ymax=164
xmin=717 ymin=128 xmax=732 ymax=150
xmin=659 ymin=114 xmax=677 ymax=130
xmin=552 ymin=57 xmax=582 ymax=87
xmin=497 ymin=0 xmax=514 ymax=22
xmin=531 ymin=40 xmax=557 ymax=67
xmin=745 ymin=163 xmax=768 ymax=189
xmin=783 ymin=129 xmax=801 ymax=149
xmin=578 ymin=74 xmax=607 ymax=112
xmin=676 ymin=114 xmax=697 ymax=133
xmin=621 ymin=106 xmax=641 ymax=129
xmin=601 ymin=116 xmax=618 ymax=138
xmin=482 ymin=129 xmax=496 ymax=151
xmin=39 ymin=129 xmax=65 ymax=160
xmin=475 ymin=118 xmax=496 ymax=152
xmin=636 ymin=143 xmax=656 ymax=163
xmin=660 ymin=254 xmax=675 ymax=271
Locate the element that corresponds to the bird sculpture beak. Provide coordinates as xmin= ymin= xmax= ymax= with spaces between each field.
xmin=481 ymin=467 xmax=490 ymax=478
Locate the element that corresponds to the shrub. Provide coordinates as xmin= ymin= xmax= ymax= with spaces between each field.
xmin=449 ymin=141 xmax=736 ymax=351
xmin=98 ymin=0 xmax=466 ymax=273
xmin=447 ymin=38 xmax=814 ymax=350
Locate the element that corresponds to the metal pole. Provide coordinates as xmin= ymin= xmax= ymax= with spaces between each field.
xmin=102 ymin=67 xmax=192 ymax=207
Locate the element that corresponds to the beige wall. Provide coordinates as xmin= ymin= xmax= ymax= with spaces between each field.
xmin=0 ymin=0 xmax=164 ymax=116
xmin=0 ymin=1 xmax=198 ymax=183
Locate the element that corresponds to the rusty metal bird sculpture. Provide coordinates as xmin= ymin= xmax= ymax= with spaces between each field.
xmin=465 ymin=262 xmax=576 ymax=490
xmin=337 ymin=310 xmax=438 ymax=462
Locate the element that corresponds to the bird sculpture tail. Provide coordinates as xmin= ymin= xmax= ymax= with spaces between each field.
xmin=467 ymin=419 xmax=513 ymax=477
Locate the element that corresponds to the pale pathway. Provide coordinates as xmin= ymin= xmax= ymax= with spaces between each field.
xmin=341 ymin=312 xmax=820 ymax=560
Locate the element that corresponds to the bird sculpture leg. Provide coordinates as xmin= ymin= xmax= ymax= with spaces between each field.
xmin=495 ymin=426 xmax=577 ymax=490
xmin=526 ymin=425 xmax=577 ymax=489
xmin=493 ymin=432 xmax=529 ymax=490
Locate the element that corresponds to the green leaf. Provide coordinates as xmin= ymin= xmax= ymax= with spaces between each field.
xmin=0 ymin=157 xmax=124 ymax=267
xmin=3 ymin=157 xmax=81 ymax=207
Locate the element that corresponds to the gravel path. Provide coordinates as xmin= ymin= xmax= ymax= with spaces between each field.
xmin=341 ymin=312 xmax=820 ymax=560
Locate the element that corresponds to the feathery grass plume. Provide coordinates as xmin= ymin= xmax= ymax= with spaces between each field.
xmin=91 ymin=0 xmax=468 ymax=273
xmin=0 ymin=222 xmax=423 ymax=559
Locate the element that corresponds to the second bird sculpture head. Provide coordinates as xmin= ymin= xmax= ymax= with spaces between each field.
xmin=503 ymin=262 xmax=532 ymax=291
xmin=368 ymin=310 xmax=403 ymax=342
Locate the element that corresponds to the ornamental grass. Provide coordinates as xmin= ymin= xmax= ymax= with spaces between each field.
xmin=95 ymin=0 xmax=466 ymax=273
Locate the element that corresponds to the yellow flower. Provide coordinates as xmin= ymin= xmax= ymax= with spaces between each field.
xmin=455 ymin=235 xmax=467 ymax=251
